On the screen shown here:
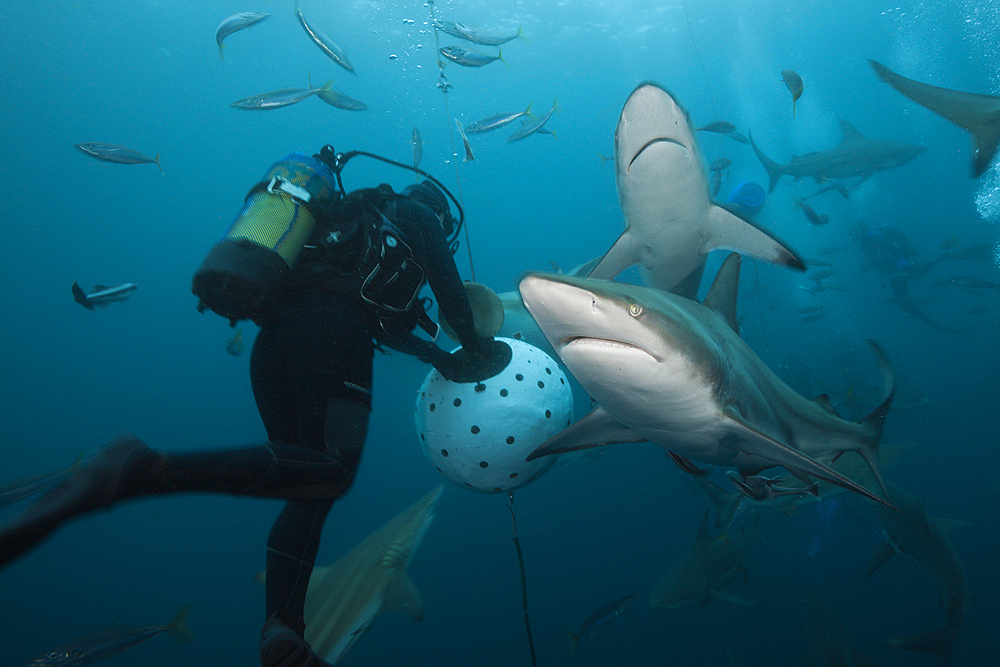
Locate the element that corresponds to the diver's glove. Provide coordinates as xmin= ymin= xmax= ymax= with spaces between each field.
xmin=434 ymin=338 xmax=512 ymax=383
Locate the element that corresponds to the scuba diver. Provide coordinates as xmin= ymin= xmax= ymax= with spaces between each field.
xmin=851 ymin=222 xmax=971 ymax=332
xmin=0 ymin=146 xmax=511 ymax=667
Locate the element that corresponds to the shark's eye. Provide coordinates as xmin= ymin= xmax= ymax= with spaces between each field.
xmin=628 ymin=303 xmax=642 ymax=317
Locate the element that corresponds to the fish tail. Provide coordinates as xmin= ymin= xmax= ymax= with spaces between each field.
xmin=72 ymin=282 xmax=94 ymax=310
xmin=552 ymin=97 xmax=562 ymax=113
xmin=567 ymin=631 xmax=579 ymax=658
xmin=167 ymin=604 xmax=194 ymax=643
xmin=857 ymin=340 xmax=895 ymax=502
xmin=524 ymin=101 xmax=534 ymax=119
xmin=154 ymin=152 xmax=163 ymax=175
xmin=516 ymin=26 xmax=528 ymax=42
xmin=748 ymin=130 xmax=783 ymax=193
xmin=499 ymin=45 xmax=509 ymax=70
xmin=218 ymin=43 xmax=224 ymax=60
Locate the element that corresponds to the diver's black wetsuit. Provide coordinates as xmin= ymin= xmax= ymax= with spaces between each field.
xmin=0 ymin=179 xmax=498 ymax=667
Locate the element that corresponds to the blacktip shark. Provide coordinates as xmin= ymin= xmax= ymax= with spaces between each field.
xmin=521 ymin=254 xmax=896 ymax=508
xmin=869 ymin=482 xmax=969 ymax=664
xmin=649 ymin=509 xmax=756 ymax=608
xmin=588 ymin=82 xmax=805 ymax=299
xmin=256 ymin=486 xmax=442 ymax=665
xmin=749 ymin=119 xmax=926 ymax=193
xmin=870 ymin=59 xmax=1000 ymax=177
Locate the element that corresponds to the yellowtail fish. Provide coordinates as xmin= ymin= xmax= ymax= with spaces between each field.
xmin=74 ymin=143 xmax=162 ymax=173
xmin=507 ymin=99 xmax=559 ymax=142
xmin=27 ymin=605 xmax=192 ymax=666
xmin=295 ymin=0 xmax=355 ymax=74
xmin=215 ymin=11 xmax=269 ymax=59
xmin=433 ymin=20 xmax=524 ymax=46
xmin=226 ymin=327 xmax=244 ymax=357
xmin=455 ymin=119 xmax=475 ymax=162
xmin=412 ymin=127 xmax=423 ymax=169
xmin=316 ymin=87 xmax=368 ymax=111
xmin=782 ymin=69 xmax=803 ymax=117
xmin=439 ymin=45 xmax=505 ymax=68
xmin=464 ymin=102 xmax=534 ymax=134
xmin=71 ymin=282 xmax=137 ymax=310
xmin=230 ymin=86 xmax=323 ymax=110
xmin=567 ymin=594 xmax=635 ymax=656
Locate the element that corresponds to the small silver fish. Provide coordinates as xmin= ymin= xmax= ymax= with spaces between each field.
xmin=226 ymin=327 xmax=244 ymax=357
xmin=316 ymin=87 xmax=368 ymax=111
xmin=27 ymin=605 xmax=192 ymax=667
xmin=794 ymin=200 xmax=829 ymax=226
xmin=295 ymin=1 xmax=355 ymax=74
xmin=464 ymin=102 xmax=534 ymax=134
xmin=433 ymin=20 xmax=524 ymax=46
xmin=72 ymin=282 xmax=138 ymax=309
xmin=698 ymin=120 xmax=736 ymax=134
xmin=412 ymin=127 xmax=423 ymax=169
xmin=508 ymin=99 xmax=559 ymax=142
xmin=439 ymin=45 xmax=504 ymax=68
xmin=75 ymin=143 xmax=162 ymax=173
xmin=230 ymin=87 xmax=321 ymax=110
xmin=455 ymin=119 xmax=475 ymax=162
xmin=215 ymin=12 xmax=269 ymax=59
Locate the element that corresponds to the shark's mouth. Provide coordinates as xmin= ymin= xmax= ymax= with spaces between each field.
xmin=563 ymin=336 xmax=659 ymax=362
xmin=628 ymin=137 xmax=686 ymax=171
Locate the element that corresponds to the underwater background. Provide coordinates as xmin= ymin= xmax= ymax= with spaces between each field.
xmin=1 ymin=0 xmax=998 ymax=665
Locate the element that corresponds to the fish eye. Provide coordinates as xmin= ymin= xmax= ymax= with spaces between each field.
xmin=628 ymin=303 xmax=642 ymax=317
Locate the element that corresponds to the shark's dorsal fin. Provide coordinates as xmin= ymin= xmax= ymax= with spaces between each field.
xmin=702 ymin=253 xmax=741 ymax=333
xmin=839 ymin=119 xmax=865 ymax=143
xmin=812 ymin=394 xmax=838 ymax=414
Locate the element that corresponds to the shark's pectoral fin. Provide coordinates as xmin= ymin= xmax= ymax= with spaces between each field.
xmin=587 ymin=229 xmax=640 ymax=280
xmin=866 ymin=540 xmax=897 ymax=577
xmin=527 ymin=405 xmax=647 ymax=461
xmin=703 ymin=205 xmax=806 ymax=272
xmin=722 ymin=406 xmax=894 ymax=509
xmin=382 ymin=572 xmax=425 ymax=621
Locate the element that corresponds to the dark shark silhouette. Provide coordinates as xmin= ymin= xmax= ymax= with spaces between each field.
xmin=870 ymin=59 xmax=1000 ymax=177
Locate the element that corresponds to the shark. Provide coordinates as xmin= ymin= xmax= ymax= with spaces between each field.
xmin=256 ymin=486 xmax=443 ymax=665
xmin=588 ymin=82 xmax=804 ymax=299
xmin=521 ymin=254 xmax=896 ymax=508
xmin=649 ymin=509 xmax=756 ymax=608
xmin=870 ymin=59 xmax=1000 ymax=177
xmin=868 ymin=482 xmax=970 ymax=665
xmin=750 ymin=119 xmax=926 ymax=193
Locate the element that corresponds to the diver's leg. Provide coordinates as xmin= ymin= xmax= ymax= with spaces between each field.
xmin=260 ymin=397 xmax=370 ymax=667
xmin=0 ymin=435 xmax=157 ymax=567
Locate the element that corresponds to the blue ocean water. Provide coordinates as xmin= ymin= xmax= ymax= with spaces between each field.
xmin=1 ymin=0 xmax=998 ymax=665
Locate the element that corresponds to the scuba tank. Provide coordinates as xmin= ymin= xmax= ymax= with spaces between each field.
xmin=192 ymin=153 xmax=339 ymax=322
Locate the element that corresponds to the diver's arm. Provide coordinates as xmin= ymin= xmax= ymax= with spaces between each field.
xmin=396 ymin=198 xmax=485 ymax=352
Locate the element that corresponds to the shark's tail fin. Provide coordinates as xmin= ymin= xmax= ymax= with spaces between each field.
xmin=167 ymin=604 xmax=195 ymax=643
xmin=886 ymin=625 xmax=957 ymax=664
xmin=748 ymin=130 xmax=783 ymax=193
xmin=857 ymin=340 xmax=895 ymax=500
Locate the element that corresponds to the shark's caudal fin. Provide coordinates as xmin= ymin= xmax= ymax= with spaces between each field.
xmin=856 ymin=340 xmax=895 ymax=500
xmin=748 ymin=130 xmax=784 ymax=193
xmin=870 ymin=59 xmax=1000 ymax=177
